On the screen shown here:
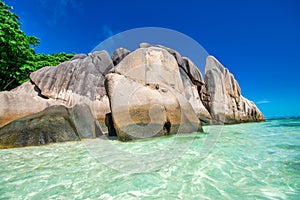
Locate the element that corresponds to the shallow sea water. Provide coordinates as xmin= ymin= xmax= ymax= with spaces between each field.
xmin=0 ymin=118 xmax=299 ymax=199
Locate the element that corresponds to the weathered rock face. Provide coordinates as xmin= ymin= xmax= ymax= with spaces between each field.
xmin=204 ymin=56 xmax=264 ymax=124
xmin=105 ymin=47 xmax=202 ymax=141
xmin=0 ymin=50 xmax=113 ymax=127
xmin=110 ymin=43 xmax=264 ymax=125
xmin=0 ymin=104 xmax=100 ymax=149
xmin=30 ymin=51 xmax=113 ymax=123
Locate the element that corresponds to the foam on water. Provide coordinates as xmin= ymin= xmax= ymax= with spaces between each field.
xmin=0 ymin=118 xmax=299 ymax=199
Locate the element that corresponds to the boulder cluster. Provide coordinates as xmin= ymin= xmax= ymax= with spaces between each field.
xmin=0 ymin=43 xmax=264 ymax=148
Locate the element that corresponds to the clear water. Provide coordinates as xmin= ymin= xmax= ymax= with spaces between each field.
xmin=0 ymin=118 xmax=299 ymax=199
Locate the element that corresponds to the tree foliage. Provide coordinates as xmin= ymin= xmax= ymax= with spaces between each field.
xmin=0 ymin=1 xmax=74 ymax=91
xmin=19 ymin=52 xmax=74 ymax=84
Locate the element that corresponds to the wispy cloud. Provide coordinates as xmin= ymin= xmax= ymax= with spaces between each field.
xmin=102 ymin=25 xmax=114 ymax=39
xmin=256 ymin=100 xmax=270 ymax=104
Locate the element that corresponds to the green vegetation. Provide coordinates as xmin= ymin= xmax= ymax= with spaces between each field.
xmin=0 ymin=1 xmax=74 ymax=91
xmin=20 ymin=52 xmax=74 ymax=85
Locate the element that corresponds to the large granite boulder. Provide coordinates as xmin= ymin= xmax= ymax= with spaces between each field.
xmin=138 ymin=43 xmax=211 ymax=123
xmin=111 ymin=47 xmax=131 ymax=66
xmin=0 ymin=43 xmax=265 ymax=148
xmin=105 ymin=47 xmax=202 ymax=141
xmin=151 ymin=44 xmax=204 ymax=86
xmin=0 ymin=104 xmax=101 ymax=149
xmin=204 ymin=56 xmax=265 ymax=124
xmin=0 ymin=51 xmax=113 ymax=127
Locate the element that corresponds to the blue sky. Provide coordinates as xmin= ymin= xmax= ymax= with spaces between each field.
xmin=4 ymin=0 xmax=300 ymax=118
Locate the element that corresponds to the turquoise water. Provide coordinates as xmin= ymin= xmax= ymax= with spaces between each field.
xmin=0 ymin=118 xmax=299 ymax=199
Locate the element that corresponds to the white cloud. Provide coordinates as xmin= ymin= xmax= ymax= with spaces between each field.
xmin=256 ymin=100 xmax=270 ymax=104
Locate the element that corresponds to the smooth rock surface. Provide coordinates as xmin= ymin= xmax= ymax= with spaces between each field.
xmin=137 ymin=43 xmax=211 ymax=122
xmin=0 ymin=81 xmax=62 ymax=127
xmin=115 ymin=47 xmax=185 ymax=92
xmin=70 ymin=53 xmax=87 ymax=61
xmin=139 ymin=42 xmax=152 ymax=48
xmin=139 ymin=44 xmax=204 ymax=86
xmin=105 ymin=47 xmax=202 ymax=141
xmin=155 ymin=45 xmax=185 ymax=68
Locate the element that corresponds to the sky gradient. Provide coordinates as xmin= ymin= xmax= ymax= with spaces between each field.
xmin=4 ymin=0 xmax=300 ymax=118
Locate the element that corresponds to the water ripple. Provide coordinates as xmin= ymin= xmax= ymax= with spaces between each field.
xmin=0 ymin=119 xmax=299 ymax=199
